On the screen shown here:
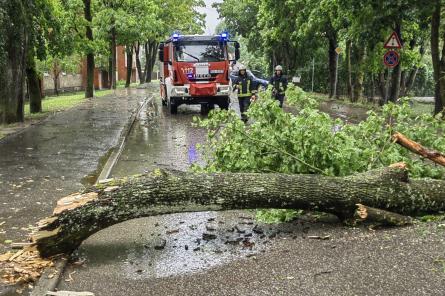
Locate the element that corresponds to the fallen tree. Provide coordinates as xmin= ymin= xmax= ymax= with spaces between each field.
xmin=31 ymin=163 xmax=445 ymax=257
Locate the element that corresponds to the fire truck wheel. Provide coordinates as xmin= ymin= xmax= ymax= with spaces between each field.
xmin=200 ymin=104 xmax=210 ymax=115
xmin=168 ymin=97 xmax=178 ymax=114
xmin=218 ymin=101 xmax=229 ymax=110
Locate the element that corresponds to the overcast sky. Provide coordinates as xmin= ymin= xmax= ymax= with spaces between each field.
xmin=198 ymin=0 xmax=223 ymax=34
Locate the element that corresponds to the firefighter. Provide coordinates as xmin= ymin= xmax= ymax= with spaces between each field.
xmin=233 ymin=65 xmax=258 ymax=123
xmin=269 ymin=65 xmax=288 ymax=108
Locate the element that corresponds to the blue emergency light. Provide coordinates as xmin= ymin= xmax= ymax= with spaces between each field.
xmin=172 ymin=32 xmax=180 ymax=42
xmin=219 ymin=32 xmax=229 ymax=41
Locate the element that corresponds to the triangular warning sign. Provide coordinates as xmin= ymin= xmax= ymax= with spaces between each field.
xmin=384 ymin=32 xmax=402 ymax=49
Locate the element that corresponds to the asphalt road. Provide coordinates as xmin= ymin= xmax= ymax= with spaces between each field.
xmin=56 ymin=93 xmax=445 ymax=295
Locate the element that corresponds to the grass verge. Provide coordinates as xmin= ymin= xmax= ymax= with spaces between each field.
xmin=0 ymin=89 xmax=113 ymax=140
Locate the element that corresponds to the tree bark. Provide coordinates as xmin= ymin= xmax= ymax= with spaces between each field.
xmin=111 ymin=26 xmax=117 ymax=90
xmin=346 ymin=40 xmax=353 ymax=101
xmin=134 ymin=42 xmax=144 ymax=84
xmin=393 ymin=132 xmax=445 ymax=167
xmin=125 ymin=46 xmax=133 ymax=88
xmin=328 ymin=36 xmax=337 ymax=98
xmin=352 ymin=45 xmax=365 ymax=102
xmin=33 ymin=164 xmax=445 ymax=257
xmin=0 ymin=0 xmax=27 ymax=124
xmin=431 ymin=1 xmax=444 ymax=115
xmin=378 ymin=71 xmax=387 ymax=106
xmin=84 ymin=0 xmax=95 ymax=98
xmin=354 ymin=204 xmax=413 ymax=226
xmin=108 ymin=39 xmax=113 ymax=89
xmin=144 ymin=41 xmax=157 ymax=83
xmin=26 ymin=51 xmax=42 ymax=113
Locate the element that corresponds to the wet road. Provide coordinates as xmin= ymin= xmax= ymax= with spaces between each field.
xmin=0 ymin=89 xmax=146 ymax=254
xmin=57 ymin=93 xmax=445 ymax=295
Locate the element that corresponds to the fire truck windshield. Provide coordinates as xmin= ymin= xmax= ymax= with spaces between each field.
xmin=175 ymin=42 xmax=225 ymax=62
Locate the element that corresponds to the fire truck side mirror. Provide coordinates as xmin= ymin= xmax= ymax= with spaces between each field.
xmin=158 ymin=43 xmax=164 ymax=62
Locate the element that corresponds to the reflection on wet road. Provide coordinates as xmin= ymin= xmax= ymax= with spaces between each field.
xmin=75 ymin=97 xmax=267 ymax=279
xmin=110 ymin=99 xmax=207 ymax=176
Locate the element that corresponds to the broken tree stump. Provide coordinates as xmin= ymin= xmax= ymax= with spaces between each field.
xmin=393 ymin=132 xmax=445 ymax=167
xmin=33 ymin=164 xmax=445 ymax=257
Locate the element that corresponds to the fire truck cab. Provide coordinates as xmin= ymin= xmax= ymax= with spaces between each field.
xmin=158 ymin=33 xmax=240 ymax=114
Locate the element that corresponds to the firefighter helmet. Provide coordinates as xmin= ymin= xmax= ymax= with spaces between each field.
xmin=238 ymin=64 xmax=247 ymax=71
xmin=275 ymin=65 xmax=283 ymax=71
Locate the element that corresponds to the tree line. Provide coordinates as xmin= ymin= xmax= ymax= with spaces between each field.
xmin=0 ymin=0 xmax=205 ymax=124
xmin=215 ymin=0 xmax=445 ymax=115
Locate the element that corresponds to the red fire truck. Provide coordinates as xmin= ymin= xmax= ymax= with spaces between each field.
xmin=158 ymin=33 xmax=240 ymax=114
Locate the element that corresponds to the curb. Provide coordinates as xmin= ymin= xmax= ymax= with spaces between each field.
xmin=97 ymin=95 xmax=151 ymax=182
xmin=29 ymin=94 xmax=151 ymax=296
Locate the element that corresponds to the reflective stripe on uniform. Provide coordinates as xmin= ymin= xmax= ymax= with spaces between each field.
xmin=238 ymin=79 xmax=252 ymax=97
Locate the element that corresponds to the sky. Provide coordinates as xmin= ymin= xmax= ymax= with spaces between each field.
xmin=198 ymin=0 xmax=223 ymax=35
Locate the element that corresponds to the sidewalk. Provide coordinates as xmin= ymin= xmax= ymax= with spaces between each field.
xmin=0 ymin=89 xmax=148 ymax=255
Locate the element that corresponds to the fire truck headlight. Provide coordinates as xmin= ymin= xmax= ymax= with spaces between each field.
xmin=172 ymin=87 xmax=187 ymax=96
xmin=218 ymin=85 xmax=230 ymax=94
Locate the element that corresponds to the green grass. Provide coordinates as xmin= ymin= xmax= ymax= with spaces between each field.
xmin=24 ymin=89 xmax=113 ymax=120
xmin=0 ymin=89 xmax=114 ymax=140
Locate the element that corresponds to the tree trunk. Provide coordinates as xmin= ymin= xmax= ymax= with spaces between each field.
xmin=108 ymin=39 xmax=113 ymax=89
xmin=84 ymin=0 xmax=95 ymax=98
xmin=328 ymin=37 xmax=337 ymax=98
xmin=53 ymin=76 xmax=59 ymax=96
xmin=346 ymin=40 xmax=353 ymax=101
xmin=0 ymin=0 xmax=27 ymax=124
xmin=26 ymin=51 xmax=42 ymax=113
xmin=378 ymin=71 xmax=387 ymax=106
xmin=111 ymin=26 xmax=117 ymax=90
xmin=33 ymin=164 xmax=445 ymax=257
xmin=144 ymin=41 xmax=157 ymax=83
xmin=125 ymin=46 xmax=133 ymax=88
xmin=352 ymin=45 xmax=365 ymax=102
xmin=134 ymin=42 xmax=144 ymax=84
xmin=431 ymin=0 xmax=442 ymax=115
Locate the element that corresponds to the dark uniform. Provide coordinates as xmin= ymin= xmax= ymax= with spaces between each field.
xmin=233 ymin=72 xmax=257 ymax=122
xmin=269 ymin=74 xmax=288 ymax=108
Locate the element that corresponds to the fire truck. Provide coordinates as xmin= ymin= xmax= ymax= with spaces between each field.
xmin=158 ymin=33 xmax=240 ymax=114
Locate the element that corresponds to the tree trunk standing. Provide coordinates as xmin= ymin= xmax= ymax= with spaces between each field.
xmin=84 ymin=0 xmax=95 ymax=98
xmin=328 ymin=37 xmax=337 ymax=98
xmin=431 ymin=1 xmax=445 ymax=115
xmin=346 ymin=40 xmax=353 ymax=101
xmin=378 ymin=71 xmax=387 ymax=105
xmin=111 ymin=26 xmax=117 ymax=90
xmin=144 ymin=41 xmax=158 ymax=83
xmin=134 ymin=42 xmax=144 ymax=83
xmin=125 ymin=46 xmax=133 ymax=88
xmin=148 ymin=41 xmax=158 ymax=82
xmin=52 ymin=60 xmax=61 ymax=96
xmin=108 ymin=38 xmax=113 ymax=88
xmin=352 ymin=46 xmax=365 ymax=102
xmin=26 ymin=51 xmax=42 ymax=113
xmin=0 ymin=0 xmax=27 ymax=124
xmin=369 ymin=74 xmax=375 ymax=103
xmin=33 ymin=165 xmax=445 ymax=257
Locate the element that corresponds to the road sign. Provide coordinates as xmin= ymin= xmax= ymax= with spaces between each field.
xmin=384 ymin=31 xmax=402 ymax=49
xmin=335 ymin=47 xmax=342 ymax=55
xmin=383 ymin=50 xmax=400 ymax=68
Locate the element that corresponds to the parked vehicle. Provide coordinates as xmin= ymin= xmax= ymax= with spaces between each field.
xmin=159 ymin=33 xmax=240 ymax=114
